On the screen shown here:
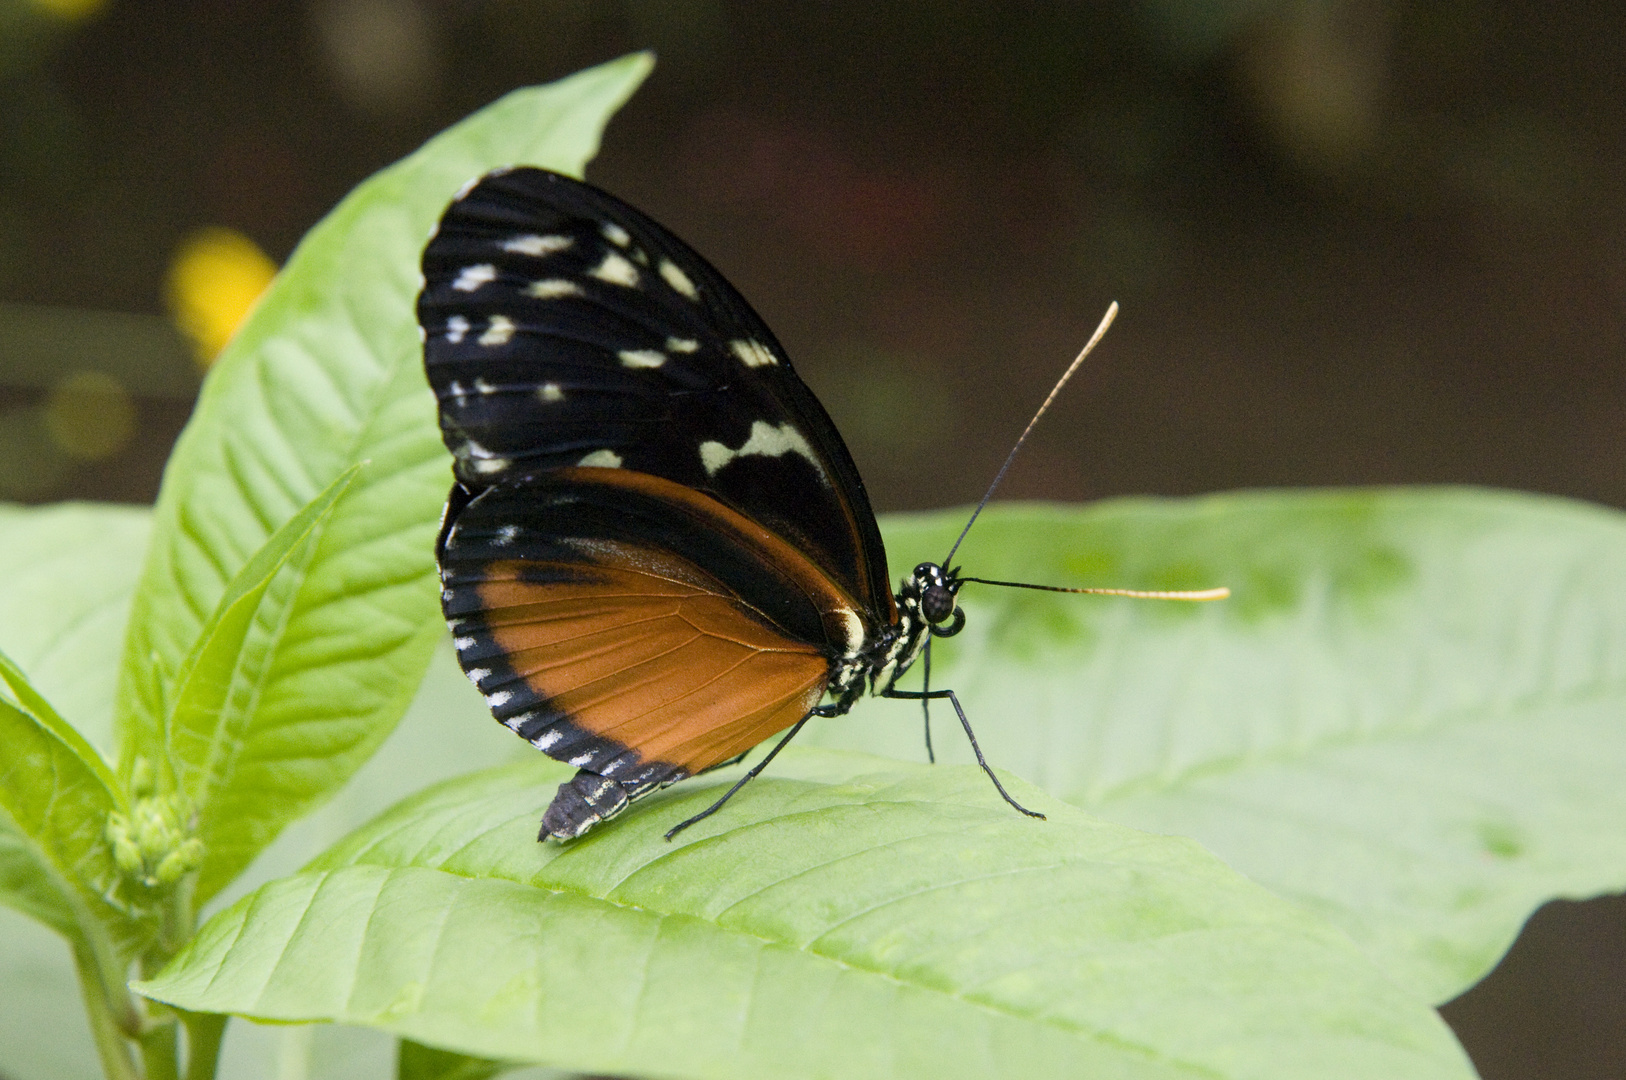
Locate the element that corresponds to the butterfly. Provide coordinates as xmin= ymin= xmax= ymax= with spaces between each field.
xmin=418 ymin=166 xmax=1225 ymax=843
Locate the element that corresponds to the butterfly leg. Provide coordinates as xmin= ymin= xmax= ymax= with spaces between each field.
xmin=664 ymin=715 xmax=813 ymax=841
xmin=881 ymin=686 xmax=1045 ymax=820
xmin=921 ymin=637 xmax=936 ymax=764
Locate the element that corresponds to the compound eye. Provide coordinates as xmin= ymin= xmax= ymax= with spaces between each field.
xmin=922 ymin=584 xmax=956 ymax=623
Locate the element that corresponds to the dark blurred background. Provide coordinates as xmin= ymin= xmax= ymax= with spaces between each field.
xmin=0 ymin=0 xmax=1621 ymax=1075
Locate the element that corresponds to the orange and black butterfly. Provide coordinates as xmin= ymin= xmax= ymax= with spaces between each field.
xmin=419 ymin=167 xmax=1224 ymax=843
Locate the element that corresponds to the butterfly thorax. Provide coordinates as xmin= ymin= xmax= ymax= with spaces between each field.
xmin=822 ymin=562 xmax=963 ymax=716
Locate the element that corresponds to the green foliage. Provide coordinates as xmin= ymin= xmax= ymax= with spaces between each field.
xmin=0 ymin=648 xmax=133 ymax=944
xmin=113 ymin=51 xmax=655 ymax=903
xmin=1 ymin=47 xmax=1624 ymax=1080
xmin=0 ymin=53 xmax=654 ymax=1080
xmin=810 ymin=491 xmax=1626 ymax=1001
xmin=137 ymin=753 xmax=1473 ymax=1080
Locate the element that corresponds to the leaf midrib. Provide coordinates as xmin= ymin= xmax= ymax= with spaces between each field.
xmin=192 ymin=309 xmax=425 ymax=820
xmin=314 ymin=797 xmax=1398 ymax=1078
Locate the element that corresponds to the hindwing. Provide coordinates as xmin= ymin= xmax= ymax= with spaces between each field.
xmin=436 ymin=468 xmax=866 ymax=785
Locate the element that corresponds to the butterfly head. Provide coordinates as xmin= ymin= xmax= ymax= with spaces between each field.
xmin=902 ymin=562 xmax=966 ymax=639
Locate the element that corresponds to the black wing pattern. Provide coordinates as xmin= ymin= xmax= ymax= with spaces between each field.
xmin=418 ymin=167 xmax=893 ymax=621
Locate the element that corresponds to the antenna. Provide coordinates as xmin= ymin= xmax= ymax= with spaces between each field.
xmin=938 ymin=301 xmax=1228 ymax=605
xmin=944 ymin=302 xmax=1118 ymax=566
xmin=956 ymin=577 xmax=1229 ymax=601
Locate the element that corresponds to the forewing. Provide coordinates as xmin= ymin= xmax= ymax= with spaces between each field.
xmin=419 ymin=167 xmax=893 ymax=617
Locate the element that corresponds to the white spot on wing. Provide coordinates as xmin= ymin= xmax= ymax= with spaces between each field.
xmin=474 ymin=378 xmax=496 ymax=395
xmin=466 ymin=667 xmax=491 ymax=684
xmin=539 ymin=382 xmax=565 ymax=402
xmin=666 ymin=337 xmax=699 ymax=353
xmin=601 ymin=221 xmax=631 ymax=247
xmin=589 ymin=251 xmax=640 ymax=288
xmin=699 ymin=420 xmax=825 ymax=479
xmin=659 ymin=259 xmax=700 ymax=300
xmin=526 ymin=278 xmax=582 ymax=299
xmin=730 ymin=339 xmax=777 ymax=367
xmin=503 ymin=233 xmax=572 ymax=257
xmin=618 ymin=349 xmax=666 ymax=369
xmin=452 ymin=264 xmax=497 ymax=292
xmin=569 ymin=752 xmax=595 ymax=767
xmin=454 ymin=636 xmax=475 ymax=650
xmin=456 ymin=436 xmax=509 ymax=473
xmin=494 ymin=524 xmax=519 ymax=546
xmin=534 ymin=729 xmax=562 ymax=750
xmin=486 ymin=690 xmax=513 ymax=708
xmin=445 ymin=315 xmax=469 ymax=343
xmin=577 ymin=449 xmax=623 ymax=468
xmin=479 ymin=315 xmax=515 ymax=346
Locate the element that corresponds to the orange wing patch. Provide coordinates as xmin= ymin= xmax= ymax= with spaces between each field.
xmin=478 ymin=559 xmax=829 ymax=776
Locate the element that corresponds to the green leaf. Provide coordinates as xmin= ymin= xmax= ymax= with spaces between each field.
xmin=110 ymin=54 xmax=653 ymax=899
xmin=0 ymin=502 xmax=150 ymax=753
xmin=0 ymin=503 xmax=152 ymax=1076
xmin=162 ymin=466 xmax=356 ymax=888
xmin=0 ymin=812 xmax=79 ymax=939
xmin=0 ymin=649 xmax=135 ymax=943
xmin=801 ymin=488 xmax=1626 ymax=1003
xmin=139 ymin=752 xmax=1473 ymax=1080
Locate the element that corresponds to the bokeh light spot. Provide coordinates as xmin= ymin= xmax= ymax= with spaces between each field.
xmin=26 ymin=0 xmax=107 ymax=22
xmin=44 ymin=370 xmax=136 ymax=461
xmin=164 ymin=227 xmax=277 ymax=368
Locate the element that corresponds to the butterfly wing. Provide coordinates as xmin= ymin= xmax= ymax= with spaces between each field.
xmin=419 ymin=166 xmax=894 ymax=620
xmin=437 ymin=467 xmax=861 ymax=837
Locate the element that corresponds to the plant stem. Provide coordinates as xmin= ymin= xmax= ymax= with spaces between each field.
xmin=157 ymin=875 xmax=197 ymax=960
xmin=73 ymin=942 xmax=140 ymax=1080
xmin=127 ymin=874 xmax=209 ymax=1080
xmin=140 ymin=1019 xmax=181 ymax=1080
xmin=181 ymin=1010 xmax=227 ymax=1080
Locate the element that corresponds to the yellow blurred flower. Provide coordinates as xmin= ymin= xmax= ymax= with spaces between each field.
xmin=165 ymin=227 xmax=278 ymax=368
xmin=27 ymin=0 xmax=107 ymax=20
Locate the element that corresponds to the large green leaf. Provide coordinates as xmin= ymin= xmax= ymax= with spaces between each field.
xmin=111 ymin=55 xmax=653 ymax=899
xmin=0 ymin=502 xmax=152 ymax=1077
xmin=0 ymin=504 xmax=142 ymax=938
xmin=163 ymin=467 xmax=356 ymax=895
xmin=0 ymin=502 xmax=149 ymax=752
xmin=139 ymin=752 xmax=1473 ymax=1080
xmin=800 ymin=487 xmax=1626 ymax=1003
xmin=0 ymin=651 xmax=135 ymax=944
